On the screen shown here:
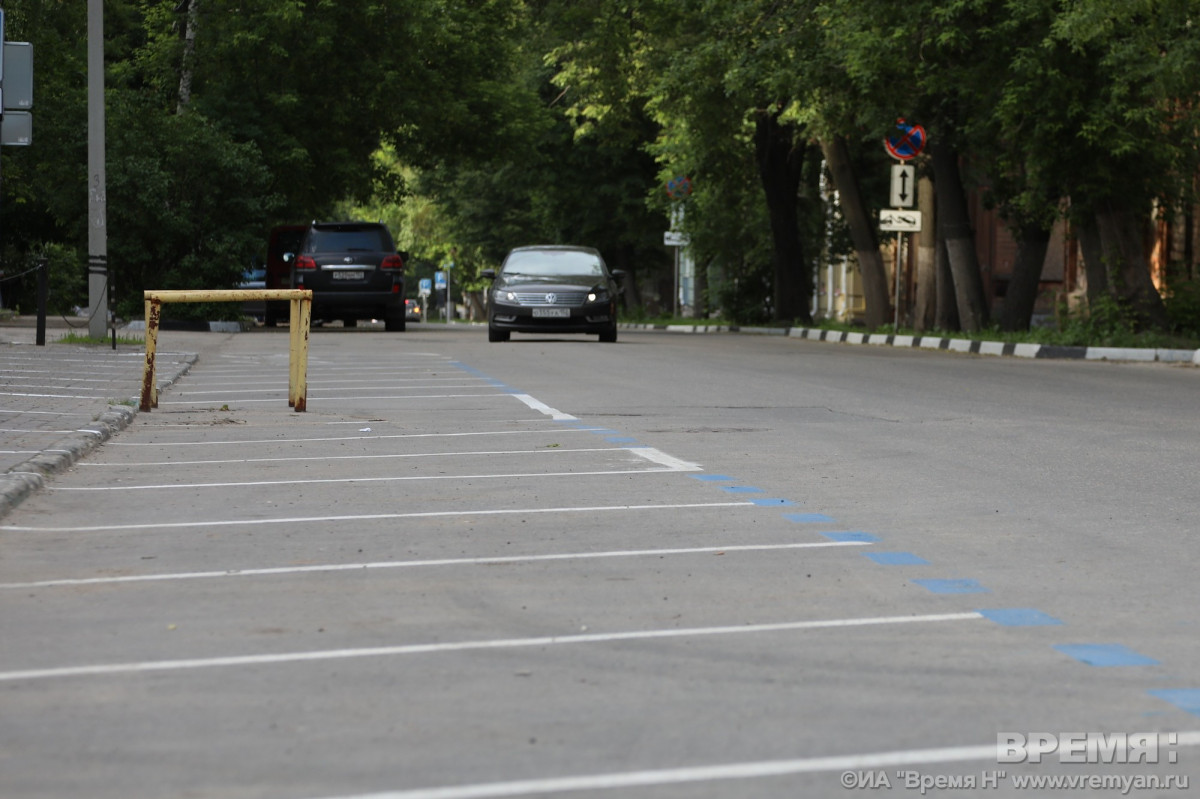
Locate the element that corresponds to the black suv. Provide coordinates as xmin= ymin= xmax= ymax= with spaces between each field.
xmin=285 ymin=221 xmax=407 ymax=331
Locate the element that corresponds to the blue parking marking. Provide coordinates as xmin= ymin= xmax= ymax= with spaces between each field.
xmin=864 ymin=552 xmax=929 ymax=566
xmin=1054 ymin=644 xmax=1159 ymax=667
xmin=749 ymin=498 xmax=795 ymax=507
xmin=605 ymin=437 xmax=638 ymax=443
xmin=913 ymin=578 xmax=989 ymax=595
xmin=783 ymin=513 xmax=834 ymax=523
xmin=722 ymin=486 xmax=764 ymax=494
xmin=690 ymin=475 xmax=735 ymax=482
xmin=1149 ymin=689 xmax=1200 ymax=716
xmin=820 ymin=531 xmax=880 ymax=543
xmin=978 ymin=608 xmax=1063 ymax=627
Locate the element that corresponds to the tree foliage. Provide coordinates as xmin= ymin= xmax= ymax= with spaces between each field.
xmin=1 ymin=0 xmax=1197 ymax=331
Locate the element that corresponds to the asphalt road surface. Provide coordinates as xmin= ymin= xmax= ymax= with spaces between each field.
xmin=1 ymin=323 xmax=1197 ymax=798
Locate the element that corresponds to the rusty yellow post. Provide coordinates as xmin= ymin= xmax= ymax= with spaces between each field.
xmin=288 ymin=298 xmax=300 ymax=407
xmin=294 ymin=295 xmax=311 ymax=412
xmin=140 ymin=297 xmax=161 ymax=411
xmin=142 ymin=288 xmax=311 ymax=412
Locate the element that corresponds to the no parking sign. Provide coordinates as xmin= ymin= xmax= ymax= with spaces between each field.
xmin=885 ymin=119 xmax=926 ymax=161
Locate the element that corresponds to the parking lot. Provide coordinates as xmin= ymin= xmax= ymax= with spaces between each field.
xmin=1 ymin=325 xmax=1198 ymax=798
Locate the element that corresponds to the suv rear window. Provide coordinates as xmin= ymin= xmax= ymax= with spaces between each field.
xmin=305 ymin=227 xmax=393 ymax=253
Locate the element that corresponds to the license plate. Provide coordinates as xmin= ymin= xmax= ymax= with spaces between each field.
xmin=532 ymin=307 xmax=570 ymax=318
xmin=331 ymin=271 xmax=364 ymax=280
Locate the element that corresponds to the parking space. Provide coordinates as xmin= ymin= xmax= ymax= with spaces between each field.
xmin=1 ymin=329 xmax=1197 ymax=798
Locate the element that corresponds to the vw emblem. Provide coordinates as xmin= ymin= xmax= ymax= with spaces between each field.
xmin=545 ymin=293 xmax=557 ymax=305
xmin=343 ymin=256 xmax=353 ymax=263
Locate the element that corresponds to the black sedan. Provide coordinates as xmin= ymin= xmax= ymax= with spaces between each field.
xmin=483 ymin=246 xmax=624 ymax=342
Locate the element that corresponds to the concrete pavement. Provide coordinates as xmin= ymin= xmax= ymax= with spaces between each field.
xmin=0 ymin=314 xmax=1194 ymax=521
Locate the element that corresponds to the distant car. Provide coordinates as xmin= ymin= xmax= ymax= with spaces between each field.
xmin=482 ymin=245 xmax=623 ymax=342
xmin=238 ymin=264 xmax=267 ymax=321
xmin=262 ymin=224 xmax=306 ymax=327
xmin=273 ymin=221 xmax=407 ymax=331
xmin=405 ymin=298 xmax=422 ymax=321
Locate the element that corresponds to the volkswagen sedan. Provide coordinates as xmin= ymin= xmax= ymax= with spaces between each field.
xmin=482 ymin=246 xmax=623 ymax=342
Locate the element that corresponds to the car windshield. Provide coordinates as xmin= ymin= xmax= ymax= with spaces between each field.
xmin=502 ymin=250 xmax=603 ymax=278
xmin=306 ymin=228 xmax=391 ymax=253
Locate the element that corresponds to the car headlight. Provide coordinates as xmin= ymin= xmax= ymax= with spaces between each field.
xmin=495 ymin=289 xmax=516 ymax=302
xmin=588 ymin=289 xmax=609 ymax=303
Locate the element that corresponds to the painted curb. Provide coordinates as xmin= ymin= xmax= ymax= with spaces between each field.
xmin=621 ymin=324 xmax=1199 ymax=364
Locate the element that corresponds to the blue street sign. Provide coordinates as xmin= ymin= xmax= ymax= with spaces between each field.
xmin=885 ymin=119 xmax=926 ymax=161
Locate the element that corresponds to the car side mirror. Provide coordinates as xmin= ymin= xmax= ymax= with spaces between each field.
xmin=481 ymin=269 xmax=497 ymax=280
xmin=610 ymin=269 xmax=626 ymax=281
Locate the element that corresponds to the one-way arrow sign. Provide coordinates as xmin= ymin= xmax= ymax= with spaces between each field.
xmin=890 ymin=164 xmax=915 ymax=208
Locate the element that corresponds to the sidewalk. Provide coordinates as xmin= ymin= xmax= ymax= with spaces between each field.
xmin=621 ymin=322 xmax=1200 ymax=364
xmin=0 ymin=316 xmax=205 ymax=517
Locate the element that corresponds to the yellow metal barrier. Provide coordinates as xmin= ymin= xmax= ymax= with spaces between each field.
xmin=141 ymin=289 xmax=312 ymax=412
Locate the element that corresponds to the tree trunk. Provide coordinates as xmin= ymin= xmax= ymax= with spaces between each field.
xmin=754 ymin=111 xmax=810 ymax=325
xmin=820 ymin=136 xmax=890 ymax=329
xmin=930 ymin=140 xmax=989 ymax=331
xmin=1094 ymin=202 xmax=1169 ymax=330
xmin=691 ymin=256 xmax=709 ymax=319
xmin=177 ymin=0 xmax=199 ymax=114
xmin=1075 ymin=216 xmax=1108 ymax=307
xmin=913 ymin=175 xmax=936 ymax=332
xmin=998 ymin=222 xmax=1050 ymax=331
xmin=611 ymin=242 xmax=642 ymax=313
xmin=935 ymin=226 xmax=959 ymax=331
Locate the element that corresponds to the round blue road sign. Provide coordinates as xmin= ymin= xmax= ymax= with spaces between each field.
xmin=885 ymin=119 xmax=926 ymax=161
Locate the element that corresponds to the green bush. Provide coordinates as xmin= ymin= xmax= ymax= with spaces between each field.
xmin=1164 ymin=280 xmax=1200 ymax=337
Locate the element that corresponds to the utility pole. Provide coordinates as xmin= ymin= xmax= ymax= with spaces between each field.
xmin=87 ymin=0 xmax=108 ymax=339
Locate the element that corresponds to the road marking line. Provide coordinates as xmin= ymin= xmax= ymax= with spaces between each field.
xmin=49 ymin=466 xmax=691 ymax=492
xmin=0 ymin=612 xmax=981 ymax=683
xmin=0 ymin=386 xmax=108 ymax=395
xmin=0 ymin=541 xmax=871 ymax=589
xmin=627 ymin=447 xmax=702 ymax=471
xmin=0 ymin=501 xmax=757 ymax=533
xmin=159 ymin=393 xmax=508 ymax=405
xmin=512 ymin=393 xmax=577 ymax=421
xmin=78 ymin=447 xmax=627 ymax=468
xmin=106 ymin=428 xmax=604 ymax=447
xmin=173 ymin=383 xmax=494 ymax=396
xmin=312 ymin=732 xmax=1200 ymax=799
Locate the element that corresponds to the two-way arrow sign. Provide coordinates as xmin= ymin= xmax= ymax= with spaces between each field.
xmin=890 ymin=164 xmax=915 ymax=208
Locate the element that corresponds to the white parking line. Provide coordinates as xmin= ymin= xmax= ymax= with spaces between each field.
xmin=512 ymin=394 xmax=577 ymax=421
xmin=0 ymin=501 xmax=756 ymax=533
xmin=78 ymin=446 xmax=628 ymax=468
xmin=313 ymin=734 xmax=1200 ymax=799
xmin=173 ymin=383 xmax=495 ymax=396
xmin=57 ymin=444 xmax=698 ymax=489
xmin=160 ymin=393 xmax=508 ymax=405
xmin=0 ymin=541 xmax=871 ymax=589
xmin=0 ymin=612 xmax=982 ymax=683
xmin=50 ymin=466 xmax=693 ymax=492
xmin=106 ymin=427 xmax=604 ymax=447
